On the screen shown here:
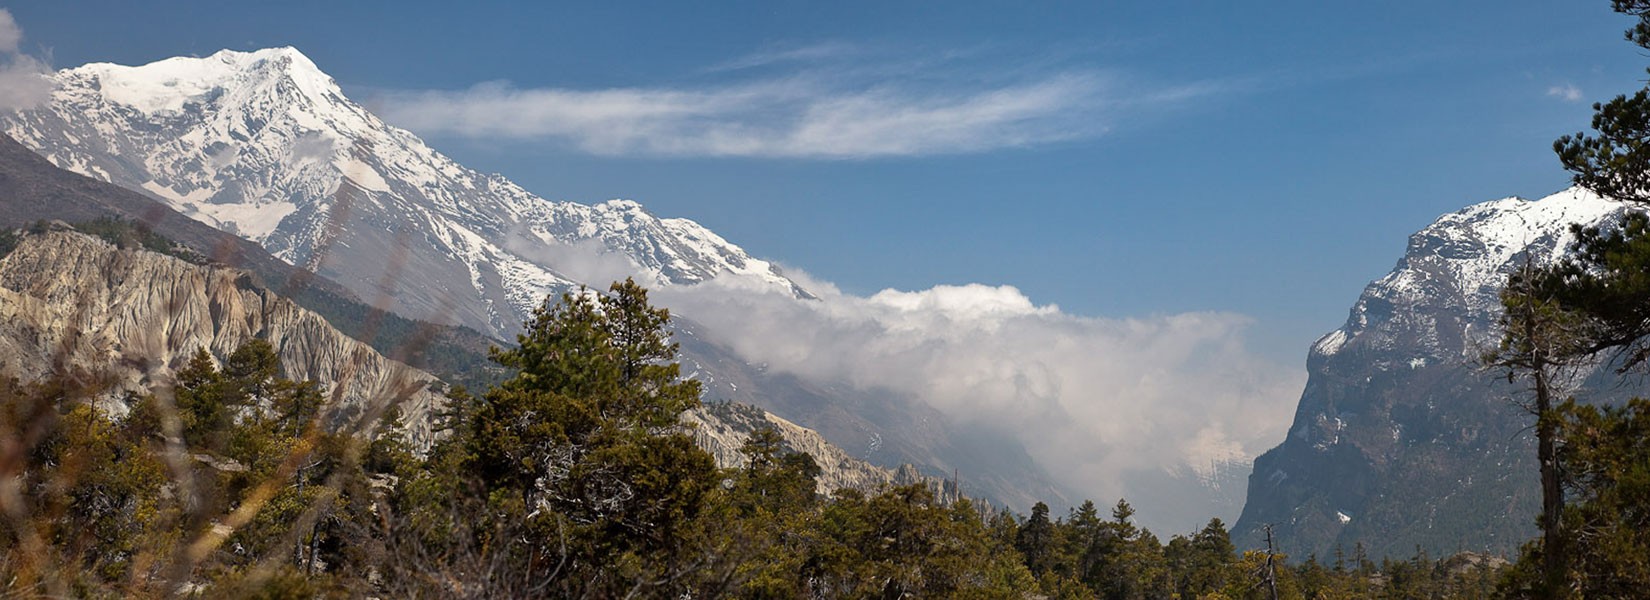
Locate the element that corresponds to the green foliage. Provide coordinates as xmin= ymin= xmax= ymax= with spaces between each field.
xmin=1533 ymin=213 xmax=1650 ymax=370
xmin=1554 ymin=399 xmax=1650 ymax=580
xmin=0 ymin=227 xmax=18 ymax=258
xmin=1016 ymin=501 xmax=1055 ymax=576
xmin=1501 ymin=399 xmax=1650 ymax=598
xmin=1487 ymin=255 xmax=1586 ymax=597
xmin=1495 ymin=4 xmax=1650 ymax=590
xmin=385 ymin=279 xmax=722 ymax=596
xmin=72 ymin=216 xmax=207 ymax=264
xmin=1090 ymin=499 xmax=1173 ymax=600
xmin=0 ymin=336 xmax=363 ymax=597
xmin=1553 ymin=1 xmax=1650 ymax=203
xmin=478 ymin=279 xmax=710 ymax=551
xmin=791 ymin=486 xmax=1036 ymax=598
xmin=734 ymin=424 xmax=821 ymax=514
xmin=1167 ymin=518 xmax=1242 ymax=598
xmin=0 ymin=280 xmax=1523 ymax=597
xmin=1555 ymin=90 xmax=1650 ymax=205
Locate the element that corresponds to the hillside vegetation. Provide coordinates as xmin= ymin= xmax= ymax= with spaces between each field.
xmin=0 ymin=276 xmax=1509 ymax=598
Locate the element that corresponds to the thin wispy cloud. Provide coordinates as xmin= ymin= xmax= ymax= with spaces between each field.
xmin=702 ymin=41 xmax=866 ymax=73
xmin=376 ymin=45 xmax=1230 ymax=159
xmin=0 ymin=9 xmax=52 ymax=111
xmin=1546 ymin=83 xmax=1582 ymax=103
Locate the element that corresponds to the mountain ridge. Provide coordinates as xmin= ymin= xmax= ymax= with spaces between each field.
xmin=2 ymin=46 xmax=806 ymax=339
xmin=1234 ymin=187 xmax=1633 ymax=558
xmin=2 ymin=46 xmax=1064 ymax=511
xmin=0 ymin=128 xmax=502 ymax=389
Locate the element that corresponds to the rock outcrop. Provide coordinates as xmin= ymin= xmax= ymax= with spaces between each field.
xmin=1234 ymin=189 xmax=1632 ymax=558
xmin=0 ymin=227 xmax=935 ymax=499
xmin=0 ymin=228 xmax=443 ymax=446
xmin=686 ymin=401 xmax=965 ymax=502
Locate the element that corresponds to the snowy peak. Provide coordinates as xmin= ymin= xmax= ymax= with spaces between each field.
xmin=71 ymin=47 xmax=335 ymax=116
xmin=0 ymin=44 xmax=1063 ymax=521
xmin=1405 ymin=188 xmax=1622 ymax=301
xmin=1316 ymin=187 xmax=1627 ymax=361
xmin=3 ymin=46 xmax=809 ymax=337
xmin=1240 ymin=186 xmax=1637 ymax=558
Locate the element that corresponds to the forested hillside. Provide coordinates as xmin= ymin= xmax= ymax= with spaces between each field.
xmin=0 ymin=245 xmax=1507 ymax=597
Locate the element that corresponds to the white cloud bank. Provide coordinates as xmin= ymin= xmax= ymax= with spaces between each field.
xmin=376 ymin=45 xmax=1227 ymax=159
xmin=0 ymin=9 xmax=52 ymax=111
xmin=653 ymin=269 xmax=1306 ymax=518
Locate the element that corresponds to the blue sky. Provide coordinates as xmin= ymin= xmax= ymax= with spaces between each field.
xmin=7 ymin=1 xmax=1646 ymax=363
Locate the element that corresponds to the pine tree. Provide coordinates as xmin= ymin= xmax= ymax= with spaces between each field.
xmin=1494 ymin=4 xmax=1650 ymax=593
xmin=1555 ymin=1 xmax=1650 ymax=205
xmin=1016 ymin=501 xmax=1055 ymax=576
xmin=1548 ymin=399 xmax=1650 ymax=597
xmin=1066 ymin=500 xmax=1104 ymax=583
xmin=174 ymin=347 xmax=228 ymax=447
xmin=1485 ymin=257 xmax=1586 ymax=596
xmin=438 ymin=279 xmax=717 ymax=595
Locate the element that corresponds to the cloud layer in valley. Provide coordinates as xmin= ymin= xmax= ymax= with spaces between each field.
xmin=652 ymin=268 xmax=1305 ymax=527
xmin=0 ymin=10 xmax=51 ymax=111
xmin=376 ymin=44 xmax=1228 ymax=159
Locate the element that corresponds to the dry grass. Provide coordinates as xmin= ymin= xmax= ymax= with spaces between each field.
xmin=0 ymin=173 xmax=442 ymax=598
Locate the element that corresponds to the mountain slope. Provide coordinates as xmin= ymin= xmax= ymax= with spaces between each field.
xmin=0 ymin=129 xmax=500 ymax=389
xmin=1 ymin=47 xmax=805 ymax=340
xmin=0 ymin=128 xmax=344 ymax=300
xmin=1233 ymin=188 xmax=1631 ymax=558
xmin=2 ymin=47 xmax=1062 ymax=510
xmin=0 ymin=226 xmax=928 ymax=498
xmin=0 ymin=227 xmax=446 ymax=446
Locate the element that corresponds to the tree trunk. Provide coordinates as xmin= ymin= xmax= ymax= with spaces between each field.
xmin=1524 ymin=303 xmax=1564 ymax=596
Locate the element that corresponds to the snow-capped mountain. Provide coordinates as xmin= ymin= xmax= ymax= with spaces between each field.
xmin=1233 ymin=188 xmax=1631 ymax=558
xmin=1 ymin=47 xmax=1066 ymax=511
xmin=2 ymin=47 xmax=806 ymax=338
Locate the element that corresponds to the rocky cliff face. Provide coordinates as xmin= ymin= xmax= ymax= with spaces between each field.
xmin=685 ymin=402 xmax=964 ymax=503
xmin=0 ymin=227 xmax=445 ymax=446
xmin=0 ymin=129 xmax=501 ymax=390
xmin=0 ymin=227 xmax=910 ymax=496
xmin=1233 ymin=188 xmax=1631 ymax=558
